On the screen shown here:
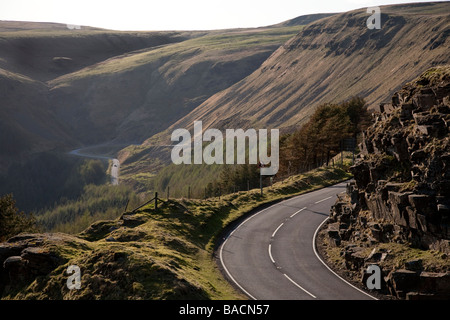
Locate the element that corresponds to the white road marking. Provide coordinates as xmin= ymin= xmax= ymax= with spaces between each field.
xmin=290 ymin=206 xmax=307 ymax=218
xmin=271 ymin=223 xmax=284 ymax=238
xmin=268 ymin=244 xmax=276 ymax=264
xmin=312 ymin=217 xmax=378 ymax=300
xmin=220 ymin=236 xmax=257 ymax=300
xmin=283 ymin=273 xmax=317 ymax=299
xmin=314 ymin=196 xmax=333 ymax=204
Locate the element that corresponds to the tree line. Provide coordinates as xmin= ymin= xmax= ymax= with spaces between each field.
xmin=216 ymin=96 xmax=371 ymax=191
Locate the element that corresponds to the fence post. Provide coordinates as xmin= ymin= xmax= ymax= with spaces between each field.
xmin=260 ymin=171 xmax=263 ymax=196
xmin=167 ymin=186 xmax=170 ymax=200
xmin=155 ymin=192 xmax=158 ymax=210
xmin=188 ymin=186 xmax=191 ymax=199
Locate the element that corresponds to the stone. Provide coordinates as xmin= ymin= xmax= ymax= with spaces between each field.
xmin=418 ymin=272 xmax=450 ymax=295
xmin=2 ymin=255 xmax=30 ymax=284
xmin=386 ymin=269 xmax=420 ymax=298
xmin=327 ymin=222 xmax=341 ymax=247
xmin=389 ymin=191 xmax=413 ymax=227
xmin=3 ymin=255 xmax=25 ymax=269
xmin=413 ymin=94 xmax=437 ymax=110
xmin=404 ymin=259 xmax=423 ymax=271
xmin=406 ymin=207 xmax=418 ymax=230
xmin=20 ymin=247 xmax=63 ymax=275
xmin=365 ymin=248 xmax=388 ymax=263
xmin=344 ymin=246 xmax=366 ymax=270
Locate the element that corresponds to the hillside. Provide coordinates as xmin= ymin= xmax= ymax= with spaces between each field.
xmin=0 ymin=20 xmax=310 ymax=172
xmin=129 ymin=1 xmax=449 ymax=152
xmin=116 ymin=2 xmax=449 ymax=192
xmin=0 ymin=17 xmax=317 ymax=212
xmin=47 ymin=26 xmax=305 ymax=145
xmin=0 ymin=23 xmax=200 ymax=174
xmin=0 ymin=166 xmax=351 ymax=299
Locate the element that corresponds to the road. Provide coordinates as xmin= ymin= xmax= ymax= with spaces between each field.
xmin=110 ymin=158 xmax=120 ymax=186
xmin=69 ymin=147 xmax=120 ymax=186
xmin=219 ymin=181 xmax=376 ymax=300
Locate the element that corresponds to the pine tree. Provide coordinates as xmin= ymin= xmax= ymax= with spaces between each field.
xmin=0 ymin=194 xmax=38 ymax=241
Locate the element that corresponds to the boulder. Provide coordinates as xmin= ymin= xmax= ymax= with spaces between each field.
xmin=20 ymin=247 xmax=63 ymax=276
xmin=386 ymin=269 xmax=420 ymax=299
xmin=404 ymin=259 xmax=423 ymax=271
xmin=344 ymin=246 xmax=366 ymax=270
xmin=418 ymin=272 xmax=450 ymax=296
xmin=388 ymin=191 xmax=412 ymax=227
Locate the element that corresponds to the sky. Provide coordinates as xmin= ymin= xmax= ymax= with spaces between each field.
xmin=0 ymin=0 xmax=444 ymax=31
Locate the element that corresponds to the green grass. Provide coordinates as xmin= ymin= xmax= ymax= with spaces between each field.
xmin=3 ymin=165 xmax=351 ymax=300
xmin=49 ymin=26 xmax=303 ymax=85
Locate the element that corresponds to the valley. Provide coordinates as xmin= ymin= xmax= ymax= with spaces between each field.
xmin=0 ymin=1 xmax=449 ymax=301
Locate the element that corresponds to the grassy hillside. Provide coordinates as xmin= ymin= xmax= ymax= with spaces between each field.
xmin=0 ymin=19 xmax=306 ymax=214
xmin=114 ymin=3 xmax=449 ymax=244
xmin=46 ymin=25 xmax=304 ymax=145
xmin=0 ymin=24 xmax=199 ymax=176
xmin=128 ymin=1 xmax=449 ymax=154
xmin=1 ymin=165 xmax=351 ymax=299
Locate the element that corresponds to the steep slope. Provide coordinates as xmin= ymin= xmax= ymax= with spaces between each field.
xmin=0 ymin=68 xmax=76 ymax=174
xmin=47 ymin=26 xmax=304 ymax=145
xmin=320 ymin=65 xmax=450 ymax=300
xmin=137 ymin=1 xmax=449 ymax=149
xmin=0 ymin=22 xmax=200 ymax=172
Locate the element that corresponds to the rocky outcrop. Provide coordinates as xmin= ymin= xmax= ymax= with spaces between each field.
xmin=323 ymin=66 xmax=450 ymax=300
xmin=0 ymin=233 xmax=85 ymax=295
xmin=353 ymin=65 xmax=450 ymax=252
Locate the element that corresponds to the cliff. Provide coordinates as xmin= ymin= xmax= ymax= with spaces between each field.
xmin=320 ymin=65 xmax=450 ymax=299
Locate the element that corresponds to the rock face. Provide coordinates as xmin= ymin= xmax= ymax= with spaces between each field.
xmin=352 ymin=65 xmax=450 ymax=252
xmin=325 ymin=66 xmax=450 ymax=300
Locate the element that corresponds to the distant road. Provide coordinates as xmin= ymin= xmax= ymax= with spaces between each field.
xmin=69 ymin=147 xmax=120 ymax=186
xmin=219 ymin=181 xmax=376 ymax=300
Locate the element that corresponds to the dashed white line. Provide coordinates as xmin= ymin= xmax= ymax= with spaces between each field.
xmin=290 ymin=206 xmax=307 ymax=218
xmin=314 ymin=196 xmax=333 ymax=204
xmin=283 ymin=273 xmax=317 ymax=298
xmin=268 ymin=244 xmax=276 ymax=264
xmin=271 ymin=223 xmax=284 ymax=238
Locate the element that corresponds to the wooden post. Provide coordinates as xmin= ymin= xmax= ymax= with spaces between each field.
xmin=260 ymin=171 xmax=263 ymax=196
xmin=247 ymin=180 xmax=250 ymax=191
xmin=188 ymin=186 xmax=191 ymax=199
xmin=155 ymin=192 xmax=158 ymax=210
xmin=167 ymin=186 xmax=170 ymax=200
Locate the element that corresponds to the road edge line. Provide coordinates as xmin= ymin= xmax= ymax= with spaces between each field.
xmin=312 ymin=217 xmax=378 ymax=300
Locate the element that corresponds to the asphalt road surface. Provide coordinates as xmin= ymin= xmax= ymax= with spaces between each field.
xmin=69 ymin=147 xmax=120 ymax=186
xmin=219 ymin=181 xmax=376 ymax=300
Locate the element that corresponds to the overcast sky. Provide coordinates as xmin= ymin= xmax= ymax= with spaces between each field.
xmin=0 ymin=0 xmax=444 ymax=31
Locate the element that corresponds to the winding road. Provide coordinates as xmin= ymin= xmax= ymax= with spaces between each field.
xmin=69 ymin=147 xmax=120 ymax=186
xmin=219 ymin=181 xmax=377 ymax=300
